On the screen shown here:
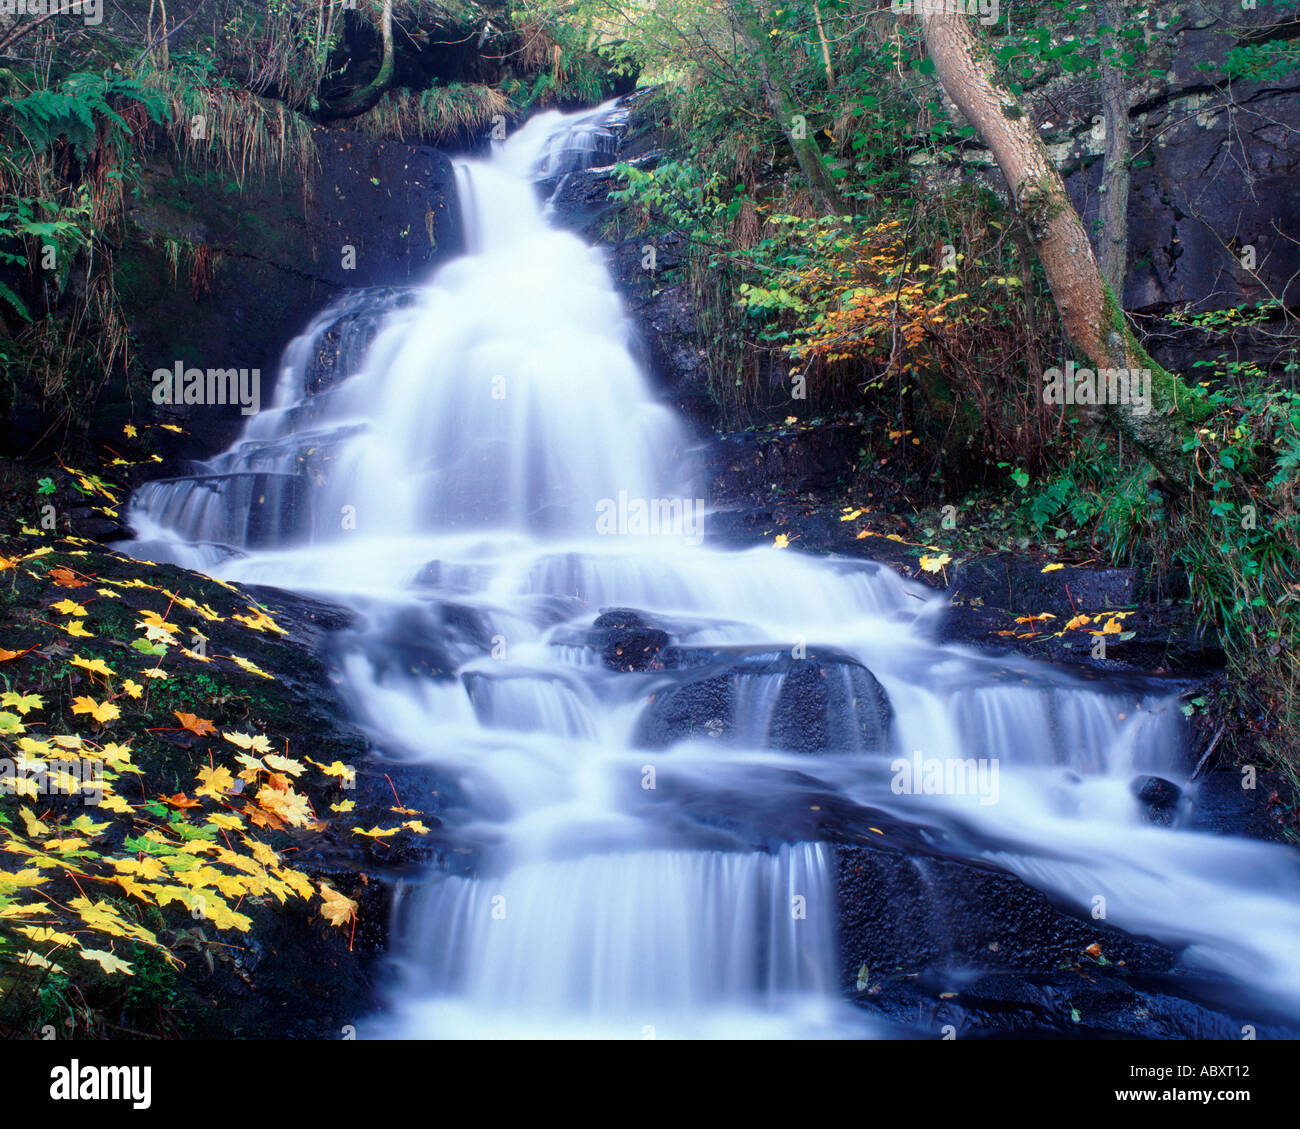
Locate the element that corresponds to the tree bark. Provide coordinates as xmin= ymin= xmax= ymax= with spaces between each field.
xmin=812 ymin=0 xmax=836 ymax=88
xmin=729 ymin=0 xmax=846 ymax=216
xmin=1096 ymin=0 xmax=1131 ymax=298
xmin=915 ymin=7 xmax=1194 ymax=479
xmin=322 ymin=0 xmax=394 ymax=120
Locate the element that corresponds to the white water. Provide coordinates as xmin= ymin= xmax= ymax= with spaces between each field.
xmin=127 ymin=100 xmax=1300 ymax=1037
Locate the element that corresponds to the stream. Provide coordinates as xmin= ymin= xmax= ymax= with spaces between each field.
xmin=125 ymin=99 xmax=1300 ymax=1039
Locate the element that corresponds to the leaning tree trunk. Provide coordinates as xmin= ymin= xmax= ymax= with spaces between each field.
xmin=323 ymin=0 xmax=395 ymax=120
xmin=915 ymin=7 xmax=1195 ymax=479
xmin=1097 ymin=0 xmax=1131 ymax=297
xmin=730 ymin=0 xmax=846 ymax=216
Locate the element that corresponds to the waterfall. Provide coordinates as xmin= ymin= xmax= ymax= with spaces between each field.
xmin=126 ymin=98 xmax=1300 ymax=1037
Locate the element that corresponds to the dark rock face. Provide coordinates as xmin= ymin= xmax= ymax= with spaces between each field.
xmin=712 ymin=422 xmax=865 ymax=501
xmin=1051 ymin=2 xmax=1300 ymax=375
xmin=100 ymin=130 xmax=463 ymax=462
xmin=835 ymin=843 xmax=1290 ymax=1038
xmin=634 ymin=647 xmax=892 ymax=753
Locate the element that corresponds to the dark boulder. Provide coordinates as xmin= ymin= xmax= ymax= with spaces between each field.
xmin=590 ymin=607 xmax=672 ymax=671
xmin=635 ymin=646 xmax=892 ymax=753
xmin=1131 ymin=774 xmax=1183 ymax=825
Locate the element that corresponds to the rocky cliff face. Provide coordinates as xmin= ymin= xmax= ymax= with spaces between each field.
xmin=105 ymin=130 xmax=464 ymax=461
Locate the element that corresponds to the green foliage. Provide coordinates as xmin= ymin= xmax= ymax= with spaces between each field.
xmin=8 ymin=71 xmax=169 ymax=161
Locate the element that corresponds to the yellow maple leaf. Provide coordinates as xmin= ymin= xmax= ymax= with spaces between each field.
xmin=1041 ymin=563 xmax=1065 ymax=573
xmin=232 ymin=608 xmax=286 ymax=635
xmin=17 ymin=925 xmax=80 ymax=947
xmin=51 ymin=599 xmax=88 ymax=616
xmin=16 ymin=950 xmax=64 ymax=973
xmin=70 ymin=654 xmax=114 ymax=680
xmin=18 ymin=807 xmax=50 ymax=837
xmin=62 ymin=620 xmax=94 ymax=638
xmin=1 ymin=690 xmax=43 ymax=714
xmin=234 ymin=752 xmax=266 ymax=782
xmin=919 ymin=553 xmax=952 ymax=573
xmin=273 ymin=866 xmax=314 ymax=900
xmin=71 ymin=696 xmax=120 ymax=724
xmin=330 ymin=799 xmax=356 ymax=813
xmin=98 ymin=742 xmax=134 ymax=766
xmin=223 ymin=730 xmax=273 ymax=754
xmin=136 ymin=610 xmax=180 ymax=634
xmin=263 ymin=753 xmax=305 ymax=777
xmin=43 ymin=837 xmax=90 ymax=853
xmin=318 ymin=882 xmax=358 ymax=928
xmin=773 ymin=534 xmax=790 ymax=549
xmin=68 ymin=814 xmax=111 ymax=836
xmin=353 ymin=826 xmax=400 ymax=839
xmin=97 ymin=794 xmax=133 ymax=814
xmin=113 ymin=856 xmax=166 ymax=880
xmin=241 ymin=837 xmax=279 ymax=868
xmin=79 ymin=948 xmax=134 ymax=975
xmin=255 ymin=784 xmax=313 ymax=828
xmin=227 ymin=653 xmax=274 ymax=679
xmin=0 ymin=902 xmax=52 ymax=919
xmin=206 ymin=811 xmax=245 ymax=831
xmin=196 ymin=764 xmax=235 ymax=800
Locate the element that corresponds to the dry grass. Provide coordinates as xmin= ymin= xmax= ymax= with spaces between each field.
xmin=142 ymin=67 xmax=319 ymax=191
xmin=349 ymin=83 xmax=510 ymax=145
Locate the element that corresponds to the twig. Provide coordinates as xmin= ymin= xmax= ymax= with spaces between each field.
xmin=1189 ymin=723 xmax=1227 ymax=781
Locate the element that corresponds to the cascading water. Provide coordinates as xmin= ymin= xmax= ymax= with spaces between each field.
xmin=127 ymin=98 xmax=1300 ymax=1038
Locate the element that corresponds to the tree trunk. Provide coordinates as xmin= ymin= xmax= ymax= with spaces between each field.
xmin=812 ymin=0 xmax=836 ymax=88
xmin=1096 ymin=0 xmax=1131 ymax=297
xmin=730 ymin=0 xmax=846 ymax=216
xmin=915 ymin=7 xmax=1194 ymax=479
xmin=323 ymin=0 xmax=394 ymax=120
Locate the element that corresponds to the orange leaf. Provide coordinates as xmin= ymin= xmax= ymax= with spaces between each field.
xmin=48 ymin=567 xmax=89 ymax=588
xmin=159 ymin=792 xmax=202 ymax=810
xmin=174 ymin=710 xmax=217 ymax=737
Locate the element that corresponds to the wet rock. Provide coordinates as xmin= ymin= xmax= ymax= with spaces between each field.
xmin=836 ymin=843 xmax=1175 ymax=999
xmin=590 ymin=607 xmax=671 ymax=671
xmin=635 ymin=647 xmax=892 ymax=753
xmin=1131 ymin=774 xmax=1182 ymax=825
